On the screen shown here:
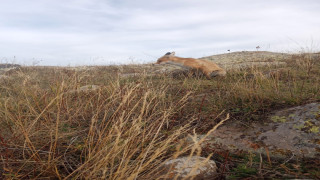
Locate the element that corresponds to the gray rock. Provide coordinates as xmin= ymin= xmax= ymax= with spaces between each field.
xmin=194 ymin=103 xmax=320 ymax=159
xmin=67 ymin=85 xmax=101 ymax=93
xmin=201 ymin=51 xmax=292 ymax=69
xmin=77 ymin=85 xmax=100 ymax=91
xmin=257 ymin=103 xmax=320 ymax=157
xmin=0 ymin=64 xmax=21 ymax=75
xmin=157 ymin=156 xmax=218 ymax=179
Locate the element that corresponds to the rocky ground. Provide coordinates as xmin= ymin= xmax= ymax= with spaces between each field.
xmin=202 ymin=51 xmax=291 ymax=69
xmin=194 ymin=103 xmax=320 ymax=158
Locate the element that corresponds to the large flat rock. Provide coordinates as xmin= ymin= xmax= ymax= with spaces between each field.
xmin=197 ymin=103 xmax=320 ymax=159
xmin=201 ymin=51 xmax=291 ymax=70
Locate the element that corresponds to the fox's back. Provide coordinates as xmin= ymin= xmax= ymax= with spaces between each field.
xmin=189 ymin=59 xmax=223 ymax=71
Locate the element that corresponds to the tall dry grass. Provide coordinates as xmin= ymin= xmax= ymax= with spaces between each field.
xmin=0 ymin=67 xmax=227 ymax=179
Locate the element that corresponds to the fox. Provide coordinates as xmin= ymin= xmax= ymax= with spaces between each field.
xmin=155 ymin=52 xmax=226 ymax=78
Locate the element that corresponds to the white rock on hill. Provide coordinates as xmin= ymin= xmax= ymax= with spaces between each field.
xmin=157 ymin=156 xmax=218 ymax=179
xmin=67 ymin=85 xmax=101 ymax=94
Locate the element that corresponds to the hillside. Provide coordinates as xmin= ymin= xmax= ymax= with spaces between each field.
xmin=0 ymin=51 xmax=319 ymax=179
xmin=202 ymin=51 xmax=295 ymax=69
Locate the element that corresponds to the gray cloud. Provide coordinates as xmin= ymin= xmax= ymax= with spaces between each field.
xmin=0 ymin=0 xmax=319 ymax=65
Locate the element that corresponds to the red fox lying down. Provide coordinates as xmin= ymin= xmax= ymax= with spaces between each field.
xmin=155 ymin=52 xmax=226 ymax=78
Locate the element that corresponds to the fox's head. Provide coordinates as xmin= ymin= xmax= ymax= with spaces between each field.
xmin=155 ymin=52 xmax=175 ymax=64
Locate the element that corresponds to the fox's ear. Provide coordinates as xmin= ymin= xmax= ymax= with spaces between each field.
xmin=164 ymin=52 xmax=175 ymax=56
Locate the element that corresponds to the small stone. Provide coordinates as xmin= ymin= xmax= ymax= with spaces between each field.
xmin=77 ymin=85 xmax=100 ymax=92
xmin=157 ymin=156 xmax=217 ymax=179
xmin=67 ymin=85 xmax=101 ymax=93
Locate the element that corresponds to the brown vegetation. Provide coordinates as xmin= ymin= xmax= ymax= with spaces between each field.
xmin=0 ymin=52 xmax=319 ymax=179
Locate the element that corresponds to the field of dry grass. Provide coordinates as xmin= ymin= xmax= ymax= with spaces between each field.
xmin=0 ymin=52 xmax=319 ymax=179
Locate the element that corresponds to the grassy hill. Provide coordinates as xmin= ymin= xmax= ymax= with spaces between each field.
xmin=0 ymin=51 xmax=319 ymax=179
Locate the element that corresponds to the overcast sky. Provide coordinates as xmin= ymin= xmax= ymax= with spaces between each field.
xmin=1 ymin=0 xmax=319 ymax=66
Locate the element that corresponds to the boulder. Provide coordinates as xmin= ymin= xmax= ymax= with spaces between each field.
xmin=190 ymin=103 xmax=320 ymax=159
xmin=257 ymin=102 xmax=320 ymax=157
xmin=157 ymin=156 xmax=218 ymax=179
xmin=67 ymin=85 xmax=101 ymax=94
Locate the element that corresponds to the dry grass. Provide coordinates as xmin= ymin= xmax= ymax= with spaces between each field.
xmin=0 ymin=67 xmax=229 ymax=179
xmin=0 ymin=52 xmax=319 ymax=179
